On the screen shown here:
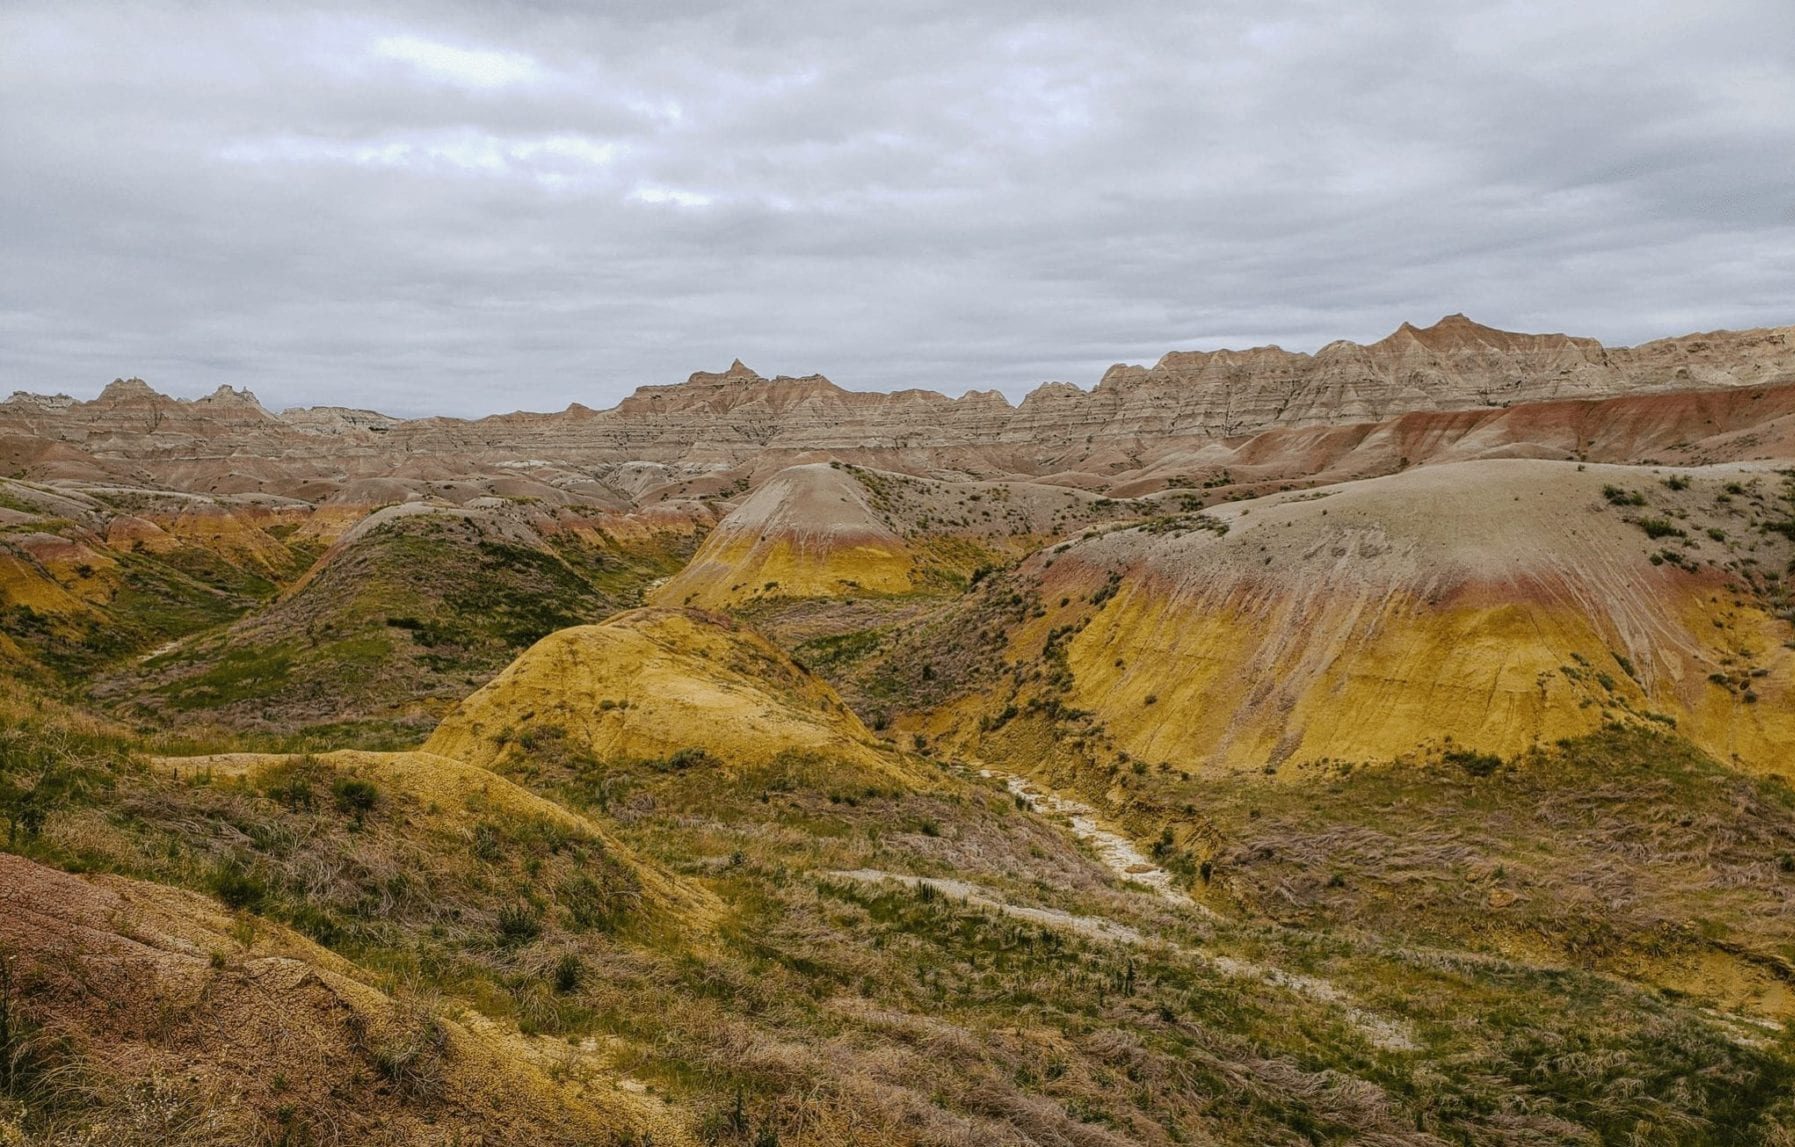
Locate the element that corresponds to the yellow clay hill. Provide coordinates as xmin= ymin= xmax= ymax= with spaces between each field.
xmin=426 ymin=606 xmax=917 ymax=784
xmin=998 ymin=460 xmax=1794 ymax=774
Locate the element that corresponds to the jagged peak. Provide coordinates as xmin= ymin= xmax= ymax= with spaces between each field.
xmin=198 ymin=384 xmax=265 ymax=409
xmin=3 ymin=390 xmax=75 ymax=408
xmin=1094 ymin=363 xmax=1150 ymax=389
xmin=954 ymin=388 xmax=1013 ymax=406
xmin=684 ymin=359 xmax=763 ymax=385
xmin=1376 ymin=313 xmax=1594 ymax=351
xmin=1385 ymin=313 xmax=1488 ymax=336
xmin=1023 ymin=380 xmax=1088 ymax=400
xmin=97 ymin=377 xmax=159 ymax=401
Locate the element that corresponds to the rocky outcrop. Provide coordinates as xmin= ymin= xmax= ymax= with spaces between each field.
xmin=277 ymin=405 xmax=400 ymax=435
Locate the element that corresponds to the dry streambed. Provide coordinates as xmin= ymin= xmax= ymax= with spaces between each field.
xmin=836 ymin=766 xmax=1419 ymax=1051
xmin=991 ymin=771 xmax=1210 ymax=913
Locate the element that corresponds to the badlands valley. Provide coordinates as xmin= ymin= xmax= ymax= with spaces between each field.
xmin=3 ymin=315 xmax=1795 ymax=1145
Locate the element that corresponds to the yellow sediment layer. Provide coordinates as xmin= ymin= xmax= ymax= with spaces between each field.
xmin=427 ymin=607 xmax=914 ymax=785
xmin=159 ymin=508 xmax=296 ymax=573
xmin=103 ymin=514 xmax=184 ymax=555
xmin=0 ymin=552 xmax=87 ymax=614
xmin=1060 ymin=581 xmax=1795 ymax=774
xmin=653 ymin=533 xmax=914 ymax=608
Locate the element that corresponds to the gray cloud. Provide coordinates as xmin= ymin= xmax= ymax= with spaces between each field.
xmin=2 ymin=0 xmax=1791 ymax=416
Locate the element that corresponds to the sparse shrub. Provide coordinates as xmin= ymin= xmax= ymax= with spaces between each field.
xmin=472 ymin=821 xmax=503 ymax=862
xmin=264 ymin=773 xmax=314 ymax=811
xmin=1444 ymin=748 xmax=1503 ymax=777
xmin=331 ymin=777 xmax=378 ymax=815
xmin=0 ymin=725 xmax=108 ymax=846
xmin=496 ymin=902 xmax=543 ymax=944
xmin=561 ymin=870 xmax=639 ymax=932
xmin=208 ymin=859 xmax=266 ymax=910
xmin=1150 ymin=828 xmax=1174 ymax=860
xmin=553 ymin=953 xmax=583 ymax=993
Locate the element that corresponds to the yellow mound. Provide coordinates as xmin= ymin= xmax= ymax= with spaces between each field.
xmin=426 ymin=607 xmax=915 ymax=784
xmin=0 ymin=549 xmax=88 ymax=614
xmin=652 ymin=463 xmax=914 ymax=607
xmin=1003 ymin=460 xmax=1795 ymax=774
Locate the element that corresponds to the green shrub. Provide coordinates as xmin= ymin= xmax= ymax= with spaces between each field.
xmin=1602 ymin=486 xmax=1645 ymax=506
xmin=553 ymin=953 xmax=583 ymax=993
xmin=331 ymin=777 xmax=378 ymax=815
xmin=496 ymin=902 xmax=543 ymax=944
xmin=1443 ymin=748 xmax=1503 ymax=777
xmin=209 ymin=859 xmax=267 ymax=910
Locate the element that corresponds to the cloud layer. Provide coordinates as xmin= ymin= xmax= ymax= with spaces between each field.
xmin=3 ymin=0 xmax=1792 ymax=416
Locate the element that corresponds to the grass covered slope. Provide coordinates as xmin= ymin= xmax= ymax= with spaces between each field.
xmin=1184 ymin=725 xmax=1795 ymax=1015
xmin=0 ymin=852 xmax=687 ymax=1146
xmin=426 ymin=606 xmax=915 ymax=785
xmin=961 ymin=459 xmax=1793 ymax=775
xmin=982 ymin=718 xmax=1795 ymax=1018
xmin=145 ymin=747 xmax=710 ymax=921
xmin=108 ymin=503 xmax=697 ymax=741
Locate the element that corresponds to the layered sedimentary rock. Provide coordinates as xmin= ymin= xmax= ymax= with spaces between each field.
xmin=974 ymin=459 xmax=1795 ymax=775
xmin=5 ymin=317 xmax=1791 ymax=495
xmin=653 ymin=463 xmax=916 ymax=607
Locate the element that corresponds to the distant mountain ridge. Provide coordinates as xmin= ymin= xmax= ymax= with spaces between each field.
xmin=3 ymin=316 xmax=1791 ymax=491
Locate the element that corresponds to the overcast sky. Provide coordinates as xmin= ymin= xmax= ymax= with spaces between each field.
xmin=3 ymin=1 xmax=1792 ymax=417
